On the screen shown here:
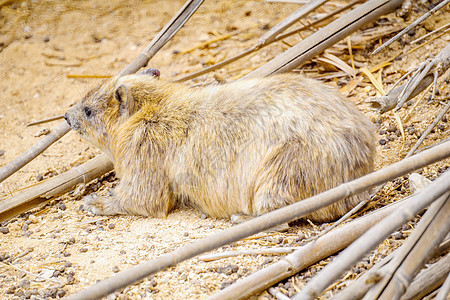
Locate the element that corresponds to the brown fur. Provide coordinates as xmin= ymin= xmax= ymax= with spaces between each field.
xmin=65 ymin=72 xmax=375 ymax=222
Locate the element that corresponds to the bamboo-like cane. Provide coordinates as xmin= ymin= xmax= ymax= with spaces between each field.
xmin=243 ymin=0 xmax=403 ymax=78
xmin=0 ymin=122 xmax=71 ymax=184
xmin=400 ymin=253 xmax=450 ymax=300
xmin=365 ymin=195 xmax=450 ymax=300
xmin=370 ymin=43 xmax=450 ymax=113
xmin=175 ymin=0 xmax=363 ymax=83
xmin=435 ymin=271 xmax=450 ymax=300
xmin=405 ymin=100 xmax=450 ymax=157
xmin=211 ymin=194 xmax=409 ymax=300
xmin=0 ymin=0 xmax=204 ymax=185
xmin=64 ymin=141 xmax=450 ymax=300
xmin=372 ymin=0 xmax=450 ymax=55
xmin=292 ymin=171 xmax=450 ymax=300
xmin=334 ymin=236 xmax=450 ymax=300
xmin=0 ymin=154 xmax=113 ymax=222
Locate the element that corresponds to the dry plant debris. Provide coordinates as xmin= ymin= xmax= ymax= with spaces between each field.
xmin=0 ymin=0 xmax=449 ymax=299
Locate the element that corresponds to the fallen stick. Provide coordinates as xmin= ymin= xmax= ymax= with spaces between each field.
xmin=333 ymin=236 xmax=450 ymax=300
xmin=198 ymin=247 xmax=298 ymax=262
xmin=65 ymin=141 xmax=450 ymax=300
xmin=0 ymin=154 xmax=113 ymax=222
xmin=372 ymin=0 xmax=450 ymax=55
xmin=0 ymin=0 xmax=204 ymax=217
xmin=292 ymin=171 xmax=450 ymax=300
xmin=370 ymin=43 xmax=450 ymax=113
xmin=400 ymin=253 xmax=450 ymax=300
xmin=243 ymin=0 xmax=403 ymax=78
xmin=214 ymin=174 xmax=450 ymax=300
xmin=118 ymin=0 xmax=204 ymax=77
xmin=0 ymin=121 xmax=71 ymax=184
xmin=26 ymin=115 xmax=65 ymax=127
xmin=175 ymin=0 xmax=362 ymax=83
xmin=365 ymin=194 xmax=450 ymax=299
xmin=435 ymin=271 xmax=450 ymax=300
xmin=405 ymin=99 xmax=450 ymax=157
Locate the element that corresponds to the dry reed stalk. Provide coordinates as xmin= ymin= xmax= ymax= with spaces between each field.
xmin=26 ymin=115 xmax=65 ymax=127
xmin=0 ymin=122 xmax=71 ymax=184
xmin=435 ymin=271 xmax=450 ymax=300
xmin=372 ymin=0 xmax=450 ymax=54
xmin=400 ymin=253 xmax=450 ymax=300
xmin=243 ymin=0 xmax=403 ymax=78
xmin=175 ymin=0 xmax=362 ymax=83
xmin=292 ymin=170 xmax=450 ymax=300
xmin=405 ymin=100 xmax=450 ymax=158
xmin=198 ymin=247 xmax=298 ymax=262
xmin=411 ymin=22 xmax=450 ymax=44
xmin=0 ymin=154 xmax=113 ymax=222
xmin=365 ymin=195 xmax=450 ymax=299
xmin=334 ymin=236 xmax=450 ymax=300
xmin=118 ymin=0 xmax=204 ymax=77
xmin=65 ymin=141 xmax=450 ymax=300
xmin=0 ymin=0 xmax=204 ymax=216
xmin=371 ymin=43 xmax=450 ymax=113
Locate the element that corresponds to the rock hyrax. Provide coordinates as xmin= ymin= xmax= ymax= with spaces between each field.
xmin=65 ymin=70 xmax=375 ymax=222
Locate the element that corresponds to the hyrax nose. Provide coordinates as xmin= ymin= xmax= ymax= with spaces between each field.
xmin=64 ymin=112 xmax=71 ymax=127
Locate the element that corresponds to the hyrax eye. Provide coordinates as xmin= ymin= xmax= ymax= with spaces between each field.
xmin=84 ymin=107 xmax=93 ymax=118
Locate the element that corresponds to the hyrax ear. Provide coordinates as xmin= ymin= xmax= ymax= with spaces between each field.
xmin=115 ymin=84 xmax=137 ymax=115
xmin=140 ymin=68 xmax=160 ymax=79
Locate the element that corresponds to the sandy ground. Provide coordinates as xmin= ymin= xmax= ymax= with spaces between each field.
xmin=0 ymin=0 xmax=449 ymax=299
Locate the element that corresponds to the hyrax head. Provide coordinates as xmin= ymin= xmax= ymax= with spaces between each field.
xmin=64 ymin=68 xmax=161 ymax=152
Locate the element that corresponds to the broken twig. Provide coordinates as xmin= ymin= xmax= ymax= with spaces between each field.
xmin=292 ymin=171 xmax=450 ymax=300
xmin=372 ymin=0 xmax=450 ymax=54
xmin=66 ymin=141 xmax=450 ymax=300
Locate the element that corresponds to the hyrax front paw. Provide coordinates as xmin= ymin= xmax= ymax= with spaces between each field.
xmin=82 ymin=193 xmax=123 ymax=216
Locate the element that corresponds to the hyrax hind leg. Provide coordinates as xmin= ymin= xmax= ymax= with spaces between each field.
xmin=252 ymin=141 xmax=368 ymax=223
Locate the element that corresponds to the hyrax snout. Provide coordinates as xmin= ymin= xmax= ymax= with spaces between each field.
xmin=65 ymin=70 xmax=375 ymax=222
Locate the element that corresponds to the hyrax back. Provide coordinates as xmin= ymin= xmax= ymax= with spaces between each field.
xmin=65 ymin=71 xmax=375 ymax=222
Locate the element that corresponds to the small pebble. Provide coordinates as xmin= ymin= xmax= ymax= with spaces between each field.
xmin=386 ymin=135 xmax=395 ymax=142
xmin=393 ymin=232 xmax=403 ymax=240
xmin=56 ymin=289 xmax=66 ymax=298
xmin=0 ymin=150 xmax=5 ymax=156
xmin=379 ymin=138 xmax=387 ymax=145
xmin=112 ymin=266 xmax=120 ymax=273
xmin=437 ymin=124 xmax=445 ymax=131
xmin=67 ymin=269 xmax=75 ymax=276
xmin=119 ymin=250 xmax=126 ymax=255
xmin=386 ymin=125 xmax=396 ymax=132
xmin=183 ymin=232 xmax=189 ymax=237
xmin=79 ymin=247 xmax=88 ymax=253
xmin=0 ymin=227 xmax=9 ymax=234
xmin=66 ymin=275 xmax=75 ymax=285
xmin=18 ymin=279 xmax=30 ymax=289
xmin=52 ymin=270 xmax=61 ymax=277
xmin=262 ymin=257 xmax=273 ymax=265
xmin=58 ymin=202 xmax=66 ymax=211
xmin=68 ymin=237 xmax=76 ymax=244
xmin=36 ymin=174 xmax=44 ymax=181
xmin=200 ymin=214 xmax=207 ymax=219
xmin=406 ymin=126 xmax=416 ymax=135
xmin=43 ymin=36 xmax=50 ymax=42
xmin=107 ymin=223 xmax=115 ymax=230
